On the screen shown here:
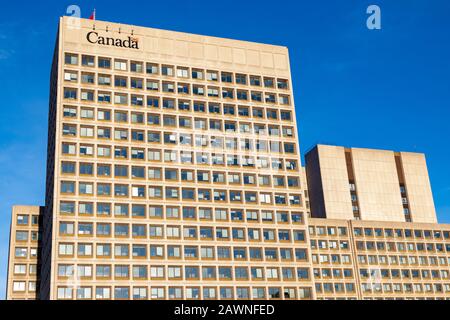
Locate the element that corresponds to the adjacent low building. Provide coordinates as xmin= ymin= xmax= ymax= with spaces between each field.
xmin=305 ymin=145 xmax=436 ymax=223
xmin=305 ymin=144 xmax=449 ymax=300
xmin=6 ymin=206 xmax=43 ymax=300
xmin=310 ymin=218 xmax=450 ymax=300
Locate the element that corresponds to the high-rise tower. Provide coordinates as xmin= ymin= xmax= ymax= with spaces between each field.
xmin=38 ymin=16 xmax=313 ymax=300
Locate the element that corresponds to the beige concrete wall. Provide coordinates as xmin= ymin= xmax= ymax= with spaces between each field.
xmin=310 ymin=217 xmax=450 ymax=300
xmin=305 ymin=145 xmax=438 ymax=224
xmin=400 ymin=152 xmax=437 ymax=223
xmin=6 ymin=206 xmax=42 ymax=300
xmin=62 ymin=17 xmax=292 ymax=78
xmin=317 ymin=145 xmax=355 ymax=220
xmin=308 ymin=218 xmax=360 ymax=299
xmin=45 ymin=16 xmax=314 ymax=300
xmin=351 ymin=148 xmax=405 ymax=222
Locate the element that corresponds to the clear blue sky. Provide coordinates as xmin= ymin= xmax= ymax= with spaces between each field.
xmin=0 ymin=0 xmax=449 ymax=298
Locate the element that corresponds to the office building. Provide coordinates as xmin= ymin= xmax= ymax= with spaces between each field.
xmin=305 ymin=145 xmax=449 ymax=300
xmin=305 ymin=145 xmax=436 ymax=223
xmin=310 ymin=218 xmax=450 ymax=300
xmin=35 ymin=16 xmax=313 ymax=300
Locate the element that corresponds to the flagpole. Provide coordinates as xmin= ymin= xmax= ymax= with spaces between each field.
xmin=89 ymin=8 xmax=96 ymax=20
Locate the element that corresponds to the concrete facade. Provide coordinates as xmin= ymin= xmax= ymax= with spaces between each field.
xmin=37 ymin=16 xmax=313 ymax=300
xmin=6 ymin=206 xmax=43 ymax=300
xmin=305 ymin=145 xmax=437 ymax=223
xmin=5 ymin=17 xmax=448 ymax=301
xmin=310 ymin=218 xmax=450 ymax=299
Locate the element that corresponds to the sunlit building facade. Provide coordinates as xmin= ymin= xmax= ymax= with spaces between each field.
xmin=310 ymin=218 xmax=450 ymax=300
xmin=6 ymin=206 xmax=43 ymax=300
xmin=305 ymin=145 xmax=436 ymax=223
xmin=36 ymin=16 xmax=313 ymax=300
xmin=6 ymin=17 xmax=450 ymax=301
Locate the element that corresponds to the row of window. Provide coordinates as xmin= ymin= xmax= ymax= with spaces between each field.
xmin=62 ymin=132 xmax=297 ymax=154
xmin=13 ymin=247 xmax=38 ymax=258
xmin=312 ymin=251 xmax=450 ymax=267
xmin=313 ymin=266 xmax=450 ymax=280
xmin=356 ymin=254 xmax=450 ymax=266
xmin=56 ymin=285 xmax=313 ymax=300
xmin=313 ymin=268 xmax=354 ymax=279
xmin=62 ymin=123 xmax=296 ymax=140
xmin=56 ymin=242 xmax=309 ymax=261
xmin=311 ymin=238 xmax=450 ymax=253
xmin=310 ymin=225 xmax=450 ymax=240
xmin=358 ymin=268 xmax=450 ymax=280
xmin=313 ymin=252 xmax=450 ymax=268
xmin=63 ymin=134 xmax=296 ymax=155
xmin=63 ymin=74 xmax=292 ymax=106
xmin=310 ymin=239 xmax=351 ymax=251
xmin=63 ymin=103 xmax=295 ymax=123
xmin=58 ymin=202 xmax=304 ymax=223
xmin=61 ymin=164 xmax=300 ymax=188
xmin=15 ymin=214 xmax=40 ymax=226
xmin=58 ymin=222 xmax=307 ymax=242
xmin=354 ymin=227 xmax=450 ymax=240
xmin=14 ymin=230 xmax=41 ymax=242
xmin=13 ymin=264 xmax=38 ymax=276
xmin=64 ymin=53 xmax=291 ymax=90
xmin=309 ymin=226 xmax=348 ymax=237
xmin=312 ymin=254 xmax=352 ymax=265
xmin=63 ymin=88 xmax=292 ymax=109
xmin=11 ymin=281 xmax=37 ymax=293
xmin=59 ymin=181 xmax=302 ymax=205
xmin=314 ymin=282 xmax=356 ymax=294
xmin=61 ymin=143 xmax=298 ymax=164
xmin=359 ymin=282 xmax=450 ymax=294
xmin=354 ymin=241 xmax=450 ymax=253
xmin=56 ymin=264 xmax=311 ymax=282
xmin=315 ymin=282 xmax=450 ymax=296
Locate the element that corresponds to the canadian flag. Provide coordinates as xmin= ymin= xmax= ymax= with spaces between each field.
xmin=89 ymin=9 xmax=96 ymax=20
